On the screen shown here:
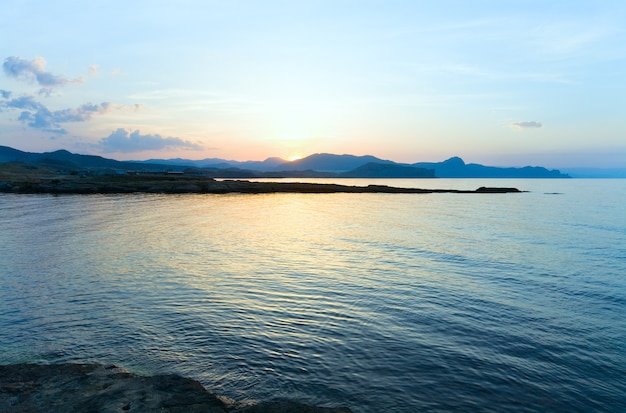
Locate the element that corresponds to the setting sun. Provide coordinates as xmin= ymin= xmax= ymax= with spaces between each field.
xmin=288 ymin=154 xmax=303 ymax=162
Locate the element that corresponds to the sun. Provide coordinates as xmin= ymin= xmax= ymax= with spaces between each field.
xmin=288 ymin=154 xmax=303 ymax=162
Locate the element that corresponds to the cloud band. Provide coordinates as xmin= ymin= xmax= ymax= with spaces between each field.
xmin=99 ymin=129 xmax=203 ymax=152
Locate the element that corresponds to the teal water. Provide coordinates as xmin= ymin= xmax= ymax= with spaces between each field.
xmin=1 ymin=179 xmax=625 ymax=412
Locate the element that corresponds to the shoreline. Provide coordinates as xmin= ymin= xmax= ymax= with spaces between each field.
xmin=0 ymin=362 xmax=353 ymax=413
xmin=0 ymin=174 xmax=523 ymax=195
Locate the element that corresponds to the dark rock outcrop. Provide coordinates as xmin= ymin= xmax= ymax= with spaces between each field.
xmin=475 ymin=186 xmax=521 ymax=193
xmin=0 ymin=165 xmax=523 ymax=194
xmin=0 ymin=363 xmax=352 ymax=413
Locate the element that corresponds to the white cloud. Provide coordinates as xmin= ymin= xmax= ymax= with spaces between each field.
xmin=2 ymin=95 xmax=113 ymax=133
xmin=511 ymin=121 xmax=543 ymax=129
xmin=99 ymin=128 xmax=203 ymax=152
xmin=3 ymin=56 xmax=83 ymax=87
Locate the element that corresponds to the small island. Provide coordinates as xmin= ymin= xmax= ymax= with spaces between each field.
xmin=0 ymin=164 xmax=522 ymax=195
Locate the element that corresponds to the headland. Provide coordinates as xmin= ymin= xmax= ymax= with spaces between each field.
xmin=0 ymin=164 xmax=522 ymax=194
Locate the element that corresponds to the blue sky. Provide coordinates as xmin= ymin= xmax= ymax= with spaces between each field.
xmin=1 ymin=0 xmax=625 ymax=168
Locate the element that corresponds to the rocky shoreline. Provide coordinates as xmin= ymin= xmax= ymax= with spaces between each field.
xmin=0 ymin=363 xmax=353 ymax=413
xmin=0 ymin=172 xmax=522 ymax=194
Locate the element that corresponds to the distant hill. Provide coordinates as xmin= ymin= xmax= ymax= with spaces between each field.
xmin=277 ymin=153 xmax=395 ymax=172
xmin=413 ymin=157 xmax=569 ymax=178
xmin=0 ymin=146 xmax=181 ymax=172
xmin=139 ymin=156 xmax=287 ymax=172
xmin=339 ymin=162 xmax=434 ymax=178
xmin=0 ymin=146 xmax=30 ymax=163
xmin=0 ymin=146 xmax=574 ymax=178
xmin=0 ymin=146 xmax=123 ymax=169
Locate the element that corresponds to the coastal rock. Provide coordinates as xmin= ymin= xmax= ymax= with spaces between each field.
xmin=475 ymin=186 xmax=521 ymax=193
xmin=0 ymin=174 xmax=523 ymax=195
xmin=0 ymin=163 xmax=524 ymax=195
xmin=0 ymin=363 xmax=352 ymax=413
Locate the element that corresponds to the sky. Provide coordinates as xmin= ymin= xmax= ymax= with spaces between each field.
xmin=1 ymin=0 xmax=625 ymax=168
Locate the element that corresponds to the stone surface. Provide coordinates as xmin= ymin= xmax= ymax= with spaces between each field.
xmin=0 ymin=363 xmax=352 ymax=413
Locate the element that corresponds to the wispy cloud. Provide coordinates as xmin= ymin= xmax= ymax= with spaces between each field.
xmin=511 ymin=121 xmax=543 ymax=129
xmin=4 ymin=95 xmax=45 ymax=111
xmin=1 ymin=94 xmax=113 ymax=133
xmin=99 ymin=128 xmax=203 ymax=152
xmin=3 ymin=56 xmax=84 ymax=87
xmin=126 ymin=88 xmax=263 ymax=117
xmin=1 ymin=56 xmax=127 ymax=138
xmin=529 ymin=21 xmax=620 ymax=58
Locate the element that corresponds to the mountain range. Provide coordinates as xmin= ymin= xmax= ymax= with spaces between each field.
xmin=0 ymin=145 xmax=573 ymax=178
xmin=137 ymin=152 xmax=570 ymax=178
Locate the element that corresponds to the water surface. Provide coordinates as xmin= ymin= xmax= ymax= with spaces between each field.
xmin=1 ymin=179 xmax=625 ymax=412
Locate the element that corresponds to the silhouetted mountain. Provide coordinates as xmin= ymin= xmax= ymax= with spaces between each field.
xmin=413 ymin=157 xmax=569 ymax=178
xmin=139 ymin=157 xmax=211 ymax=167
xmin=0 ymin=146 xmax=574 ymax=178
xmin=0 ymin=146 xmax=178 ymax=172
xmin=277 ymin=153 xmax=395 ymax=172
xmin=240 ymin=157 xmax=288 ymax=171
xmin=340 ymin=162 xmax=434 ymax=178
xmin=179 ymin=166 xmax=337 ymax=179
xmin=139 ymin=156 xmax=287 ymax=171
xmin=0 ymin=146 xmax=31 ymax=163
xmin=0 ymin=146 xmax=120 ymax=168
xmin=37 ymin=149 xmax=123 ymax=169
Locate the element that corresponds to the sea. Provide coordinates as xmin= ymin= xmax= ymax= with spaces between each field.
xmin=1 ymin=178 xmax=625 ymax=413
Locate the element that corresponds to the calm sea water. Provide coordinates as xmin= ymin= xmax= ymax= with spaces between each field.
xmin=1 ymin=179 xmax=625 ymax=412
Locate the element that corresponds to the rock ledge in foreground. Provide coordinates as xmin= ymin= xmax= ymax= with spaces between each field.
xmin=0 ymin=363 xmax=352 ymax=413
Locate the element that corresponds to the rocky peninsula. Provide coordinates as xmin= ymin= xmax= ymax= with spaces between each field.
xmin=0 ymin=363 xmax=352 ymax=413
xmin=0 ymin=165 xmax=522 ymax=195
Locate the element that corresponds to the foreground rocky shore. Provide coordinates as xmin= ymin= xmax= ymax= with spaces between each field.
xmin=0 ymin=171 xmax=522 ymax=194
xmin=0 ymin=363 xmax=352 ymax=413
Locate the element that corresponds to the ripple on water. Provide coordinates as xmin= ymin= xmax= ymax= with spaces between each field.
xmin=1 ymin=187 xmax=626 ymax=412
